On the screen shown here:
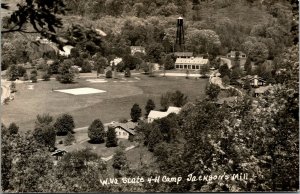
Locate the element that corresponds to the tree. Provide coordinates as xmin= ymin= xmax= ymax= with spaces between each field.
xmin=7 ymin=65 xmax=19 ymax=81
xmin=106 ymin=70 xmax=112 ymax=78
xmin=30 ymin=70 xmax=38 ymax=83
xmin=1 ymin=0 xmax=66 ymax=45
xmin=160 ymin=92 xmax=172 ymax=111
xmin=205 ymin=84 xmax=221 ymax=100
xmin=112 ymin=148 xmax=128 ymax=173
xmin=54 ymin=113 xmax=75 ymax=136
xmin=8 ymin=122 xmax=19 ymax=135
xmin=49 ymin=60 xmax=60 ymax=74
xmin=130 ymin=104 xmax=142 ymax=122
xmin=164 ymin=54 xmax=175 ymax=70
xmin=244 ymin=78 xmax=252 ymax=93
xmin=57 ymin=60 xmax=75 ymax=83
xmin=145 ymin=99 xmax=156 ymax=117
xmin=124 ymin=68 xmax=131 ymax=77
xmin=147 ymin=125 xmax=163 ymax=152
xmin=10 ymin=82 xmax=17 ymax=93
xmin=88 ymin=119 xmax=105 ymax=143
xmin=34 ymin=115 xmax=55 ymax=146
xmin=81 ymin=60 xmax=92 ymax=73
xmin=222 ymin=75 xmax=230 ymax=86
xmin=106 ymin=127 xmax=118 ymax=147
xmin=200 ymin=64 xmax=210 ymax=77
xmin=35 ymin=113 xmax=53 ymax=125
xmin=219 ymin=64 xmax=231 ymax=78
xmin=244 ymin=57 xmax=252 ymax=75
xmin=33 ymin=123 xmax=56 ymax=150
xmin=42 ymin=72 xmax=51 ymax=81
xmin=171 ymin=90 xmax=188 ymax=107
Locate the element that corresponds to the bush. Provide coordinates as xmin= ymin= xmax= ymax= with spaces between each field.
xmin=30 ymin=74 xmax=37 ymax=83
xmin=88 ymin=119 xmax=105 ymax=143
xmin=64 ymin=132 xmax=75 ymax=146
xmin=33 ymin=123 xmax=56 ymax=149
xmin=124 ymin=68 xmax=131 ymax=77
xmin=42 ymin=72 xmax=51 ymax=81
xmin=106 ymin=70 xmax=112 ymax=78
xmin=205 ymin=84 xmax=221 ymax=100
xmin=58 ymin=61 xmax=75 ymax=83
xmin=106 ymin=127 xmax=118 ymax=147
xmin=8 ymin=122 xmax=19 ymax=135
xmin=54 ymin=113 xmax=75 ymax=136
xmin=23 ymin=73 xmax=29 ymax=81
xmin=81 ymin=60 xmax=92 ymax=73
xmin=130 ymin=103 xmax=142 ymax=122
xmin=119 ymin=118 xmax=128 ymax=123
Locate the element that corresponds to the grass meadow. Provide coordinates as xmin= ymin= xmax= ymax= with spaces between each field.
xmin=2 ymin=72 xmax=208 ymax=131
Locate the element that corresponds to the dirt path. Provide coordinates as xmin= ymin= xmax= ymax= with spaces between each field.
xmin=1 ymin=80 xmax=11 ymax=104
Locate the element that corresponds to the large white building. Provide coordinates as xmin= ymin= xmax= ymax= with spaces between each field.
xmin=130 ymin=46 xmax=146 ymax=55
xmin=175 ymin=57 xmax=208 ymax=70
xmin=148 ymin=106 xmax=181 ymax=123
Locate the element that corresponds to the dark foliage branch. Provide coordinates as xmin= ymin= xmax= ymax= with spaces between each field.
xmin=1 ymin=0 xmax=66 ymax=43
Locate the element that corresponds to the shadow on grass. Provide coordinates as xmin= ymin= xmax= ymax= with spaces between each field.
xmin=87 ymin=139 xmax=105 ymax=144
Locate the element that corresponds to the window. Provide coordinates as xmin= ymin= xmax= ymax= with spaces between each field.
xmin=184 ymin=65 xmax=187 ymax=69
xmin=176 ymin=65 xmax=180 ymax=68
xmin=180 ymin=65 xmax=183 ymax=68
xmin=123 ymin=132 xmax=127 ymax=136
xmin=192 ymin=65 xmax=195 ymax=69
xmin=196 ymin=65 xmax=199 ymax=69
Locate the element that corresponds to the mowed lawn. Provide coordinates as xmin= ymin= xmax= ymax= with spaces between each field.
xmin=2 ymin=72 xmax=208 ymax=131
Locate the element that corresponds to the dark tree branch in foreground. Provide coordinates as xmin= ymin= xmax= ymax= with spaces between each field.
xmin=1 ymin=0 xmax=66 ymax=43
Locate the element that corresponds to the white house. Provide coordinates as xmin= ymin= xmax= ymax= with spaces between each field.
xmin=108 ymin=121 xmax=137 ymax=140
xmin=226 ymin=51 xmax=247 ymax=59
xmin=175 ymin=57 xmax=208 ymax=70
xmin=110 ymin=57 xmax=123 ymax=66
xmin=130 ymin=46 xmax=146 ymax=55
xmin=148 ymin=106 xmax=181 ymax=123
xmin=174 ymin=52 xmax=193 ymax=58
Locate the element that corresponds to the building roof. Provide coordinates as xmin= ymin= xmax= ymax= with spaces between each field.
xmin=148 ymin=107 xmax=181 ymax=120
xmin=227 ymin=51 xmax=246 ymax=57
xmin=130 ymin=46 xmax=145 ymax=50
xmin=110 ymin=121 xmax=137 ymax=135
xmin=51 ymin=149 xmax=67 ymax=156
xmin=95 ymin=29 xmax=107 ymax=37
xmin=110 ymin=58 xmax=122 ymax=66
xmin=148 ymin=111 xmax=169 ymax=120
xmin=255 ymin=86 xmax=273 ymax=94
xmin=167 ymin=106 xmax=181 ymax=114
xmin=174 ymin=52 xmax=193 ymax=57
xmin=175 ymin=57 xmax=208 ymax=65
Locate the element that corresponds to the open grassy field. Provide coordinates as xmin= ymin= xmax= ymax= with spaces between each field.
xmin=2 ymin=72 xmax=208 ymax=131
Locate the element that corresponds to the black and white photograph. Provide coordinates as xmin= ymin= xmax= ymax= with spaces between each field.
xmin=0 ymin=0 xmax=299 ymax=192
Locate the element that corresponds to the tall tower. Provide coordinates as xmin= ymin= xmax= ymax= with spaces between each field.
xmin=175 ymin=17 xmax=185 ymax=52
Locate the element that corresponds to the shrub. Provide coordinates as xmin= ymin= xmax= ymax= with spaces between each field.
xmin=81 ymin=60 xmax=92 ymax=73
xmin=106 ymin=70 xmax=112 ymax=78
xmin=30 ymin=74 xmax=37 ymax=83
xmin=130 ymin=103 xmax=142 ymax=122
xmin=64 ymin=132 xmax=75 ymax=146
xmin=205 ymin=84 xmax=221 ymax=100
xmin=42 ymin=72 xmax=51 ymax=81
xmin=88 ymin=119 xmax=105 ymax=143
xmin=54 ymin=113 xmax=75 ymax=136
xmin=106 ymin=127 xmax=118 ymax=147
xmin=33 ymin=123 xmax=56 ymax=149
xmin=8 ymin=122 xmax=19 ymax=135
xmin=124 ymin=68 xmax=131 ymax=77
